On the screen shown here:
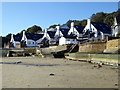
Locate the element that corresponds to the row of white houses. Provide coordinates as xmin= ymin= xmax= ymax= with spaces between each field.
xmin=10 ymin=18 xmax=115 ymax=48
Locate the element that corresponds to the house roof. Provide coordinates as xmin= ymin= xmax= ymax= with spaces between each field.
xmin=60 ymin=28 xmax=70 ymax=37
xmin=74 ymin=25 xmax=84 ymax=34
xmin=25 ymin=33 xmax=44 ymax=41
xmin=13 ymin=34 xmax=22 ymax=42
xmin=116 ymin=10 xmax=120 ymax=24
xmin=47 ymin=28 xmax=55 ymax=31
xmin=47 ymin=31 xmax=56 ymax=38
xmin=91 ymin=22 xmax=111 ymax=34
xmin=60 ymin=24 xmax=70 ymax=29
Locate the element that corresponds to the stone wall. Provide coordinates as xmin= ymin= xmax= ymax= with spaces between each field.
xmin=78 ymin=39 xmax=120 ymax=53
xmin=103 ymin=39 xmax=120 ymax=53
xmin=78 ymin=41 xmax=106 ymax=53
xmin=106 ymin=39 xmax=120 ymax=49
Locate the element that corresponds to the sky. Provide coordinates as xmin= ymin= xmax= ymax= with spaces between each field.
xmin=2 ymin=2 xmax=118 ymax=36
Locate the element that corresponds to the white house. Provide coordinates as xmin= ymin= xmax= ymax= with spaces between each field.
xmin=54 ymin=24 xmax=70 ymax=37
xmin=54 ymin=26 xmax=63 ymax=37
xmin=112 ymin=17 xmax=120 ymax=37
xmin=21 ymin=30 xmax=44 ymax=47
xmin=10 ymin=34 xmax=22 ymax=48
xmin=51 ymin=24 xmax=70 ymax=43
xmin=59 ymin=35 xmax=78 ymax=45
xmin=83 ymin=18 xmax=111 ymax=40
xmin=68 ymin=22 xmax=83 ymax=38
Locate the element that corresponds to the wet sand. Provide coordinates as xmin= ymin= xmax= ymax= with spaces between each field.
xmin=1 ymin=56 xmax=118 ymax=88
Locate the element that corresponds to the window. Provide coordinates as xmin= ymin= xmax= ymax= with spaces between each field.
xmin=33 ymin=42 xmax=34 ymax=44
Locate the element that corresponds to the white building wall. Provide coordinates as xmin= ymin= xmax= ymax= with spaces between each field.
xmin=59 ymin=37 xmax=78 ymax=45
xmin=55 ymin=26 xmax=63 ymax=37
xmin=68 ymin=27 xmax=80 ymax=37
xmin=26 ymin=39 xmax=37 ymax=47
xmin=21 ymin=30 xmax=27 ymax=42
xmin=68 ymin=22 xmax=80 ymax=37
xmin=112 ymin=18 xmax=119 ymax=37
xmin=10 ymin=34 xmax=18 ymax=47
xmin=83 ymin=21 xmax=98 ymax=37
xmin=59 ymin=37 xmax=66 ymax=45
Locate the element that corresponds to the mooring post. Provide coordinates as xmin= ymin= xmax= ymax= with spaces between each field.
xmin=7 ymin=51 xmax=10 ymax=57
xmin=88 ymin=54 xmax=91 ymax=62
xmin=23 ymin=48 xmax=25 ymax=56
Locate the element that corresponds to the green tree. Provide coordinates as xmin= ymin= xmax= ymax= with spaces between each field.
xmin=91 ymin=12 xmax=106 ymax=23
xmin=104 ymin=14 xmax=114 ymax=27
xmin=66 ymin=19 xmax=87 ymax=27
xmin=26 ymin=25 xmax=42 ymax=34
xmin=49 ymin=24 xmax=58 ymax=28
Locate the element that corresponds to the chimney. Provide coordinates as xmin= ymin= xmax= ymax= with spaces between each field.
xmin=45 ymin=29 xmax=47 ymax=38
xmin=87 ymin=18 xmax=91 ymax=38
xmin=71 ymin=22 xmax=74 ymax=35
xmin=56 ymin=26 xmax=60 ymax=37
xmin=22 ymin=30 xmax=26 ymax=41
xmin=114 ymin=17 xmax=117 ymax=26
xmin=10 ymin=34 xmax=14 ymax=42
xmin=87 ymin=18 xmax=91 ymax=25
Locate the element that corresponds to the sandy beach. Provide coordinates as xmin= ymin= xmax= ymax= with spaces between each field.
xmin=1 ymin=56 xmax=118 ymax=88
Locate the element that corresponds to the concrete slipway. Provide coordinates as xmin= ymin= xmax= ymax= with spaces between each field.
xmin=65 ymin=53 xmax=119 ymax=66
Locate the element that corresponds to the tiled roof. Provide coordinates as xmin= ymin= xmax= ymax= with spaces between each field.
xmin=116 ymin=16 xmax=120 ymax=24
xmin=60 ymin=29 xmax=69 ymax=37
xmin=13 ymin=34 xmax=22 ymax=42
xmin=25 ymin=33 xmax=44 ymax=41
xmin=74 ymin=25 xmax=84 ymax=34
xmin=47 ymin=31 xmax=56 ymax=38
xmin=91 ymin=22 xmax=111 ymax=34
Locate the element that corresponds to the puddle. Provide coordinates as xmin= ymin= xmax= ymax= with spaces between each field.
xmin=0 ymin=62 xmax=70 ymax=66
